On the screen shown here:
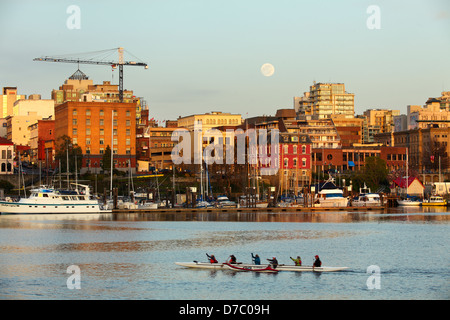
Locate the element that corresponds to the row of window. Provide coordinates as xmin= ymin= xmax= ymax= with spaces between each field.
xmin=73 ymin=119 xmax=132 ymax=126
xmin=282 ymin=145 xmax=308 ymax=154
xmin=72 ymin=109 xmax=132 ymax=117
xmin=72 ymin=128 xmax=131 ymax=136
xmin=283 ymin=158 xmax=308 ymax=168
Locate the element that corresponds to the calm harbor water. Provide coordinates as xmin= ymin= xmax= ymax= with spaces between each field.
xmin=0 ymin=207 xmax=448 ymax=300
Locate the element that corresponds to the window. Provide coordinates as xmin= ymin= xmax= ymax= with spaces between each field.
xmin=302 ymin=158 xmax=307 ymax=167
xmin=86 ymin=109 xmax=91 ymax=116
xmin=302 ymin=145 xmax=306 ymax=154
xmin=86 ymin=138 xmax=91 ymax=145
xmin=284 ymin=158 xmax=288 ymax=167
xmin=126 ymin=110 xmax=131 ymax=117
xmin=86 ymin=128 xmax=91 ymax=135
xmin=100 ymin=148 xmax=104 ymax=154
xmin=293 ymin=158 xmax=297 ymax=167
xmin=100 ymin=139 xmax=104 ymax=145
xmin=100 ymin=128 xmax=104 ymax=135
xmin=126 ymin=129 xmax=130 ymax=136
xmin=126 ymin=120 xmax=131 ymax=126
xmin=72 ymin=128 xmax=77 ymax=136
xmin=72 ymin=119 xmax=77 ymax=125
xmin=293 ymin=146 xmax=297 ymax=154
xmin=86 ymin=119 xmax=90 ymax=126
xmin=72 ymin=110 xmax=77 ymax=115
xmin=126 ymin=139 xmax=130 ymax=145
xmin=100 ymin=110 xmax=104 ymax=116
xmin=100 ymin=119 xmax=104 ymax=126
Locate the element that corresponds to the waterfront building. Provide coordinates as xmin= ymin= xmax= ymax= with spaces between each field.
xmin=51 ymin=70 xmax=143 ymax=122
xmin=277 ymin=132 xmax=312 ymax=195
xmin=0 ymin=137 xmax=14 ymax=175
xmin=390 ymin=176 xmax=424 ymax=198
xmin=311 ymin=145 xmax=407 ymax=174
xmin=393 ymin=126 xmax=450 ymax=180
xmin=54 ymin=101 xmax=136 ymax=174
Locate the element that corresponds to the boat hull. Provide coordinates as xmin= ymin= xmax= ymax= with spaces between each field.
xmin=421 ymin=202 xmax=447 ymax=206
xmin=351 ymin=202 xmax=381 ymax=207
xmin=224 ymin=263 xmax=278 ymax=273
xmin=314 ymin=198 xmax=348 ymax=208
xmin=397 ymin=200 xmax=421 ymax=206
xmin=0 ymin=201 xmax=111 ymax=214
xmin=175 ymin=262 xmax=349 ymax=272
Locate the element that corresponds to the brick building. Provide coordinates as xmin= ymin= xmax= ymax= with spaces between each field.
xmin=54 ymin=101 xmax=136 ymax=173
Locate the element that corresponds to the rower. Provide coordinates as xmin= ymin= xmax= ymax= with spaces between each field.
xmin=251 ymin=253 xmax=261 ymax=265
xmin=228 ymin=255 xmax=237 ymax=264
xmin=313 ymin=255 xmax=322 ymax=267
xmin=290 ymin=256 xmax=302 ymax=266
xmin=267 ymin=257 xmax=278 ymax=269
xmin=206 ymin=253 xmax=218 ymax=263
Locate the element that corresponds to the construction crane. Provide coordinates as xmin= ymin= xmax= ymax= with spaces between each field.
xmin=34 ymin=47 xmax=148 ymax=102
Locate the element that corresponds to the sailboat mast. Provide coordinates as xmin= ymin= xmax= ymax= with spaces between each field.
xmin=406 ymin=148 xmax=408 ymax=197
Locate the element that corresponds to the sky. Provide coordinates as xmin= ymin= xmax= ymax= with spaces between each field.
xmin=0 ymin=0 xmax=449 ymax=122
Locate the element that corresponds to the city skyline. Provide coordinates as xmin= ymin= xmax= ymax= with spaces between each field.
xmin=1 ymin=0 xmax=449 ymax=121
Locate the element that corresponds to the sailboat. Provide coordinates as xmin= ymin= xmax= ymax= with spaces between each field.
xmin=397 ymin=150 xmax=422 ymax=206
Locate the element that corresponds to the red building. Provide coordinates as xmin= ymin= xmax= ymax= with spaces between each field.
xmin=260 ymin=131 xmax=312 ymax=195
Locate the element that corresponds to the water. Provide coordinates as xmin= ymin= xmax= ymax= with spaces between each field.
xmin=0 ymin=207 xmax=449 ymax=300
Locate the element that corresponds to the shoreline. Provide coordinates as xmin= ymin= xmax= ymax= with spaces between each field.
xmin=112 ymin=205 xmax=386 ymax=214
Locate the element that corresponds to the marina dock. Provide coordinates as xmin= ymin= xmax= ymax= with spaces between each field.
xmin=112 ymin=205 xmax=386 ymax=214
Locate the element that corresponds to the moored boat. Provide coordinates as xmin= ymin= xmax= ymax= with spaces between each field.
xmin=216 ymin=196 xmax=237 ymax=208
xmin=314 ymin=178 xmax=348 ymax=208
xmin=0 ymin=184 xmax=111 ymax=214
xmin=422 ymin=195 xmax=447 ymax=206
xmin=352 ymin=184 xmax=382 ymax=207
xmin=397 ymin=199 xmax=422 ymax=206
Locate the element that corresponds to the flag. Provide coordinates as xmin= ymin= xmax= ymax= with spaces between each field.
xmin=431 ymin=156 xmax=435 ymax=163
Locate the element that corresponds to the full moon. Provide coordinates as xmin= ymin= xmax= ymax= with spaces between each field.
xmin=260 ymin=63 xmax=275 ymax=77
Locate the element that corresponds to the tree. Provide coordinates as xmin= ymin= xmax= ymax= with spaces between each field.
xmin=102 ymin=145 xmax=112 ymax=173
xmin=362 ymin=156 xmax=389 ymax=191
xmin=55 ymin=135 xmax=82 ymax=174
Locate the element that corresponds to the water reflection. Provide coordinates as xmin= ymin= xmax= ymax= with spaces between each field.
xmin=1 ymin=208 xmax=449 ymax=226
xmin=109 ymin=209 xmax=450 ymax=223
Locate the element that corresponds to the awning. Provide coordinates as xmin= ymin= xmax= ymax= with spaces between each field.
xmin=348 ymin=161 xmax=355 ymax=167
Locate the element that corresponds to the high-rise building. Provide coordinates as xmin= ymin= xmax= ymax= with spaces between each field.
xmin=294 ymin=82 xmax=355 ymax=119
xmin=1 ymin=87 xmax=26 ymax=118
xmin=362 ymin=109 xmax=400 ymax=142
